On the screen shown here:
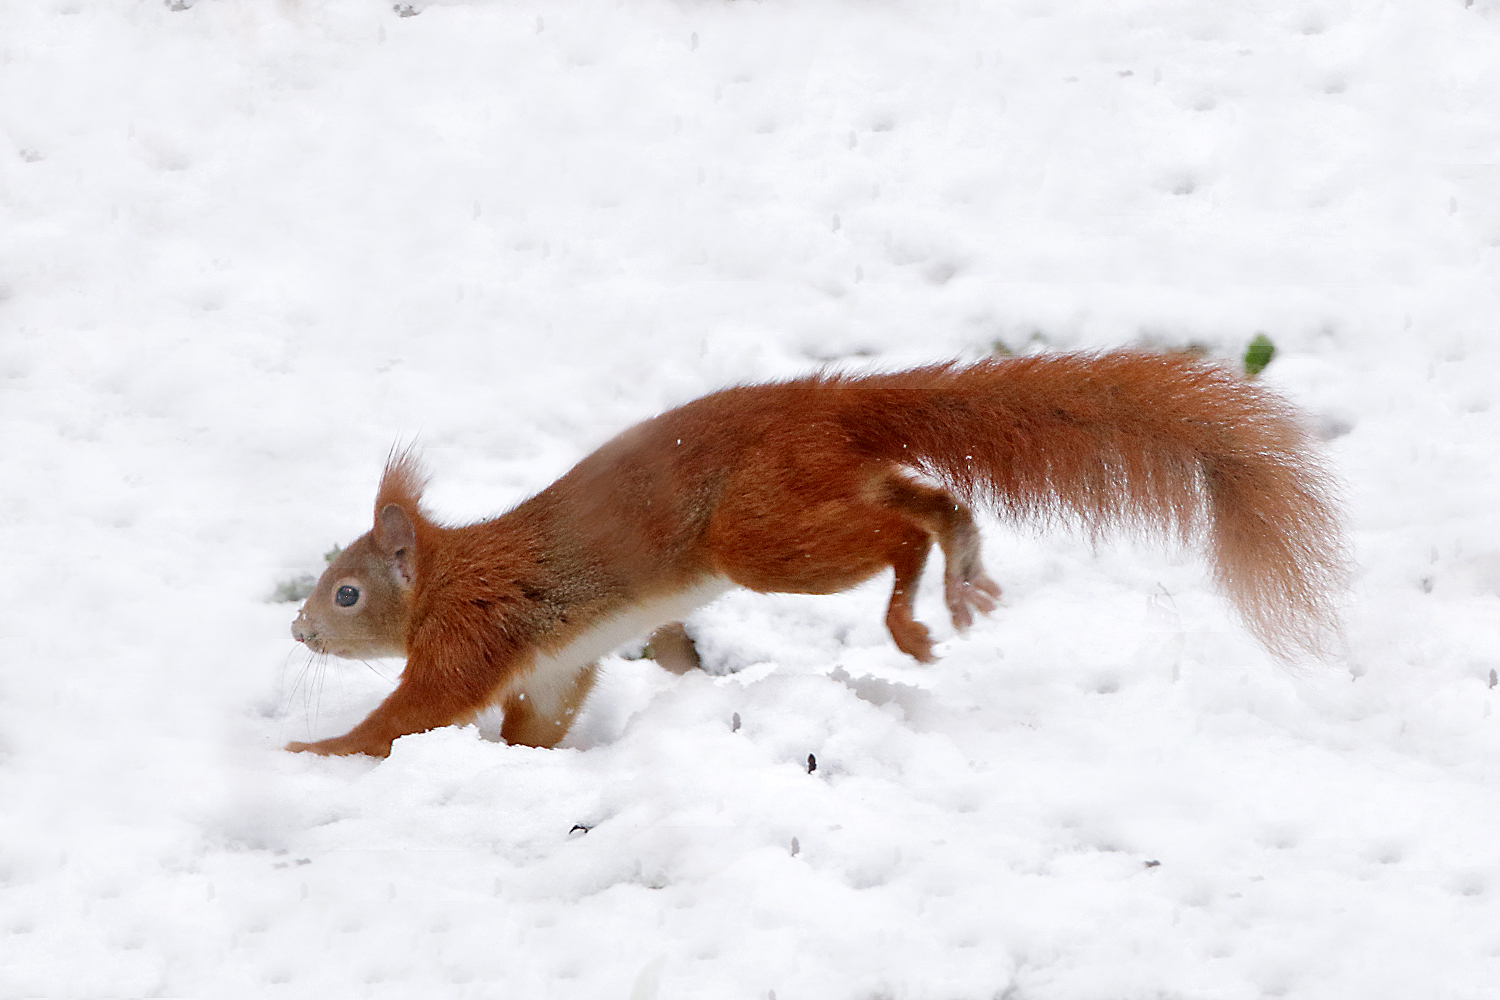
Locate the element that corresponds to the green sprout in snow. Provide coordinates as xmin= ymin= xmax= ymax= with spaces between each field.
xmin=1244 ymin=334 xmax=1276 ymax=378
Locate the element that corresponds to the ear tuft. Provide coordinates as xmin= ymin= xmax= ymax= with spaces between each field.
xmin=373 ymin=446 xmax=428 ymax=589
xmin=375 ymin=444 xmax=430 ymax=516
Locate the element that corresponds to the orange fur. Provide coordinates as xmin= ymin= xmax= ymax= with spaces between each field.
xmin=287 ymin=351 xmax=1346 ymax=757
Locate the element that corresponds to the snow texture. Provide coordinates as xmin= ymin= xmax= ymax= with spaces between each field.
xmin=3 ymin=0 xmax=1500 ymax=997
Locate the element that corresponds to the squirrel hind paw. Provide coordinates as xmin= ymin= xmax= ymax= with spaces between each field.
xmin=888 ymin=619 xmax=938 ymax=663
xmin=945 ymin=575 xmax=1001 ymax=631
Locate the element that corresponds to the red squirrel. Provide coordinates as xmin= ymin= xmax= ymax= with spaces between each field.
xmin=287 ymin=350 xmax=1345 ymax=757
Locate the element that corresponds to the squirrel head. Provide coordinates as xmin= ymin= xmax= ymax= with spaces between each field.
xmin=291 ymin=449 xmax=428 ymax=659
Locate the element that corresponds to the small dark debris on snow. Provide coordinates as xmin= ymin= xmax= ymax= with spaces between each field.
xmin=731 ymin=712 xmax=741 ymax=732
xmin=1489 ymin=669 xmax=1497 ymax=690
xmin=568 ymin=824 xmax=590 ymax=836
xmin=790 ymin=837 xmax=800 ymax=857
xmin=806 ymin=753 xmax=817 ymax=774
xmin=1144 ymin=859 xmax=1162 ymax=868
xmin=394 ymin=3 xmax=420 ymax=16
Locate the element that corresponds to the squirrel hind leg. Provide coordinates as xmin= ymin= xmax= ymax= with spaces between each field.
xmin=884 ymin=522 xmax=939 ymax=663
xmin=500 ymin=662 xmax=599 ymax=749
xmin=880 ymin=473 xmax=1001 ymax=632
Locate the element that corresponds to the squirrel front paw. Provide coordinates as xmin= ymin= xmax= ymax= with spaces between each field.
xmin=285 ymin=735 xmax=392 ymax=758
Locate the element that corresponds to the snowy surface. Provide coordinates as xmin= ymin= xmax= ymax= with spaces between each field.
xmin=4 ymin=0 xmax=1500 ymax=996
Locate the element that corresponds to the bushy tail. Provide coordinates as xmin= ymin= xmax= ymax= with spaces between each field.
xmin=837 ymin=351 xmax=1348 ymax=658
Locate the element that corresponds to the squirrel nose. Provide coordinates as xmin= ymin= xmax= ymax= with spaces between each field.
xmin=291 ymin=614 xmax=309 ymax=644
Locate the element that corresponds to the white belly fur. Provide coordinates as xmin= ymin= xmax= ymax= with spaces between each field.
xmin=510 ymin=576 xmax=733 ymax=717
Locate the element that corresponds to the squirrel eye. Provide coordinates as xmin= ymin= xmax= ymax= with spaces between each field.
xmin=335 ymin=585 xmax=360 ymax=608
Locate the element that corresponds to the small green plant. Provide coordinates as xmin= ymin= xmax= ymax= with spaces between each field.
xmin=271 ymin=574 xmax=316 ymax=603
xmin=1244 ymin=333 xmax=1276 ymax=378
xmin=269 ymin=542 xmax=344 ymax=603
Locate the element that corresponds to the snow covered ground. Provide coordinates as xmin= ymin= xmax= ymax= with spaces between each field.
xmin=4 ymin=0 xmax=1500 ymax=996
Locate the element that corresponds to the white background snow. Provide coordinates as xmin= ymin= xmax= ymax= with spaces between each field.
xmin=4 ymin=0 xmax=1500 ymax=996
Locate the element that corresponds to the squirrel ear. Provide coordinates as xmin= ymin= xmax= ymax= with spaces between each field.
xmin=374 ymin=503 xmax=418 ymax=588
